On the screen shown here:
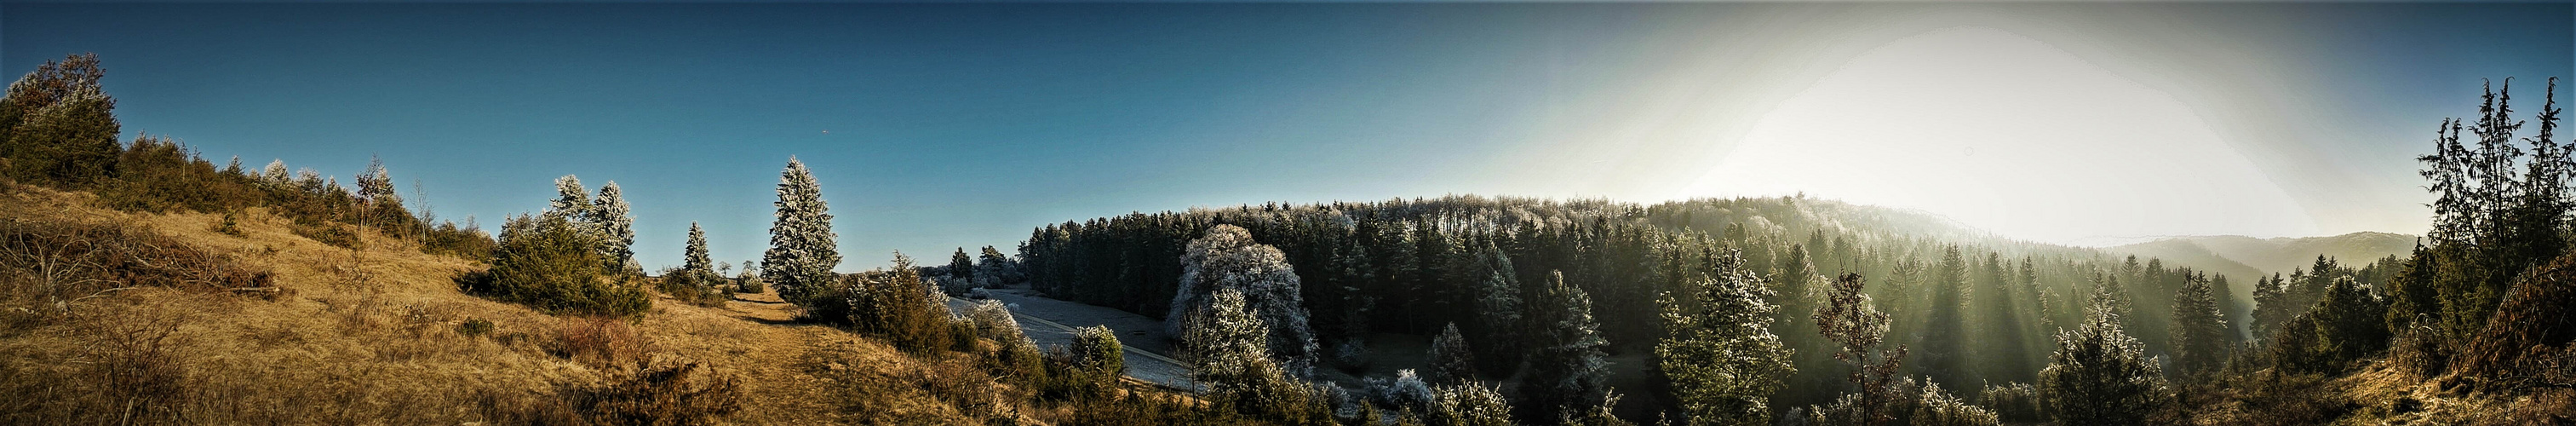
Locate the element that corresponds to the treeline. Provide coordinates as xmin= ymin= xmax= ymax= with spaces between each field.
xmin=0 ymin=53 xmax=491 ymax=259
xmin=1018 ymin=193 xmax=2267 ymax=418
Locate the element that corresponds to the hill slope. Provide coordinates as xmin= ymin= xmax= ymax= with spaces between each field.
xmin=2108 ymin=232 xmax=2418 ymax=280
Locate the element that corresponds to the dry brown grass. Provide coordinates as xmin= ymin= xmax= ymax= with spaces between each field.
xmin=0 ymin=183 xmax=1006 ymax=424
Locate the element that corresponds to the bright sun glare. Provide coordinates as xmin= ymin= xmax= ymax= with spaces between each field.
xmin=1684 ymin=26 xmax=2321 ymax=246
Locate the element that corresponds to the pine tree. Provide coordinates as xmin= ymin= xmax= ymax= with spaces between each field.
xmin=1658 ymin=250 xmax=1793 ymax=425
xmin=763 ymin=158 xmax=840 ymax=303
xmin=2167 ymin=273 xmax=2230 ymax=378
xmin=545 ymin=175 xmax=594 ymax=227
xmin=1529 ymin=271 xmax=1610 ymax=423
xmin=593 ymin=181 xmax=636 ymax=273
xmin=2039 ymin=289 xmax=2169 ymax=426
xmin=976 ymin=245 xmax=1013 ymax=289
xmin=260 ymin=159 xmax=290 ymax=185
xmin=1919 ymin=245 xmax=1972 ymax=392
xmin=682 ymin=221 xmax=715 ymax=282
xmin=949 ymin=248 xmax=975 ymax=285
xmin=1182 ymin=288 xmax=1314 ymax=419
xmin=0 ymin=53 xmax=120 ymax=186
xmin=1466 ymin=240 xmax=1523 ymax=377
xmin=1426 ymin=322 xmax=1477 ymax=385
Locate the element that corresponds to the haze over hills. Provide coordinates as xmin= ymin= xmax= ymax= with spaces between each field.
xmin=2105 ymin=232 xmax=2418 ymax=285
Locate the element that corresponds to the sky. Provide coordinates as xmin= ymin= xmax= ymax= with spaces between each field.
xmin=3 ymin=3 xmax=2568 ymax=271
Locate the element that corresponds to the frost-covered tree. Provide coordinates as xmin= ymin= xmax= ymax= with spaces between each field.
xmin=763 ymin=158 xmax=840 ymax=303
xmin=1426 ymin=322 xmax=1477 ymax=385
xmin=2039 ymin=290 xmax=2170 ymax=426
xmin=0 ymin=53 xmax=120 ymax=185
xmin=1527 ymin=271 xmax=1611 ymax=423
xmin=260 ymin=159 xmax=290 ymax=185
xmin=544 ymin=175 xmax=594 ymax=226
xmin=1070 ymin=325 xmax=1126 ymax=376
xmin=2167 ymin=273 xmax=2230 ymax=378
xmin=1168 ymin=224 xmax=1317 ymax=378
xmin=1183 ymin=288 xmax=1317 ymax=419
xmin=1658 ymin=249 xmax=1793 ymax=426
xmin=681 ymin=222 xmax=715 ymax=281
xmin=1428 ymin=382 xmax=1516 ymax=426
xmin=1464 ymin=240 xmax=1523 ymax=376
xmin=592 ymin=181 xmax=636 ymax=273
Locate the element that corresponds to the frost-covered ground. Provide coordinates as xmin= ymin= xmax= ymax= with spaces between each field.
xmin=946 ymin=288 xmax=1196 ymax=392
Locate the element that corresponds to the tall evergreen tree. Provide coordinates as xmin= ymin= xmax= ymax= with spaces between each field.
xmin=1918 ymin=245 xmax=1972 ymax=392
xmin=2039 ymin=288 xmax=2170 ymax=426
xmin=2167 ymin=273 xmax=2230 ymax=378
xmin=1528 ymin=271 xmax=1611 ymax=423
xmin=1658 ymin=250 xmax=1793 ymax=425
xmin=950 ymin=248 xmax=976 ymax=285
xmin=1813 ymin=273 xmax=1907 ymax=426
xmin=1426 ymin=322 xmax=1477 ymax=385
xmin=593 ymin=181 xmax=636 ymax=273
xmin=682 ymin=222 xmax=714 ymax=281
xmin=0 ymin=53 xmax=120 ymax=186
xmin=543 ymin=175 xmax=593 ymax=227
xmin=1466 ymin=240 xmax=1523 ymax=377
xmin=764 ymin=157 xmax=840 ymax=303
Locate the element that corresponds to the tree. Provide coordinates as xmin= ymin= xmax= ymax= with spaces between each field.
xmin=1813 ymin=273 xmax=1907 ymax=425
xmin=1182 ymin=288 xmax=1317 ymax=420
xmin=1658 ymin=250 xmax=1793 ymax=425
xmin=1168 ymin=224 xmax=1317 ymax=378
xmin=467 ymin=215 xmax=651 ymax=316
xmin=1918 ymin=245 xmax=1972 ymax=391
xmin=1428 ymin=382 xmax=1516 ymax=426
xmin=0 ymin=53 xmax=120 ymax=186
xmin=976 ymin=245 xmax=1015 ymax=289
xmin=1465 ymin=240 xmax=1523 ymax=377
xmin=950 ymin=248 xmax=975 ymax=285
xmin=682 ymin=222 xmax=714 ymax=280
xmin=545 ymin=175 xmax=594 ymax=227
xmin=2038 ymin=289 xmax=2169 ymax=426
xmin=1426 ymin=322 xmax=1477 ymax=385
xmin=593 ymin=181 xmax=636 ymax=273
xmin=764 ymin=157 xmax=840 ymax=303
xmin=2167 ymin=273 xmax=2231 ymax=378
xmin=1528 ymin=271 xmax=1610 ymax=423
xmin=1070 ymin=325 xmax=1126 ymax=377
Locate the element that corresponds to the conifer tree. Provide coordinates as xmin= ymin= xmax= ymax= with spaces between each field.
xmin=683 ymin=222 xmax=715 ymax=282
xmin=1466 ymin=240 xmax=1523 ymax=376
xmin=545 ymin=175 xmax=593 ymax=227
xmin=593 ymin=181 xmax=636 ymax=273
xmin=1529 ymin=271 xmax=1611 ymax=423
xmin=0 ymin=53 xmax=120 ymax=186
xmin=1182 ymin=288 xmax=1313 ymax=418
xmin=2167 ymin=273 xmax=2229 ymax=378
xmin=950 ymin=248 xmax=975 ymax=284
xmin=260 ymin=159 xmax=290 ymax=185
xmin=764 ymin=158 xmax=840 ymax=302
xmin=1426 ymin=322 xmax=1477 ymax=385
xmin=2039 ymin=289 xmax=2170 ymax=426
xmin=1658 ymin=250 xmax=1793 ymax=425
xmin=976 ymin=245 xmax=1013 ymax=288
xmin=1919 ymin=245 xmax=1972 ymax=391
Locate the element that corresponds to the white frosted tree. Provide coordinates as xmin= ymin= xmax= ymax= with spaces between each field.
xmin=2039 ymin=291 xmax=2171 ymax=426
xmin=260 ymin=159 xmax=290 ymax=185
xmin=355 ymin=156 xmax=399 ymax=206
xmin=593 ymin=181 xmax=636 ymax=272
xmin=1168 ymin=224 xmax=1317 ymax=378
xmin=763 ymin=158 xmax=840 ymax=303
xmin=1659 ymin=249 xmax=1794 ymax=425
xmin=1183 ymin=288 xmax=1312 ymax=417
xmin=544 ymin=175 xmax=594 ymax=226
xmin=682 ymin=222 xmax=715 ymax=281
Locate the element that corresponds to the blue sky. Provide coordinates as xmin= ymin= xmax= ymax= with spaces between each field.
xmin=3 ymin=3 xmax=2568 ymax=270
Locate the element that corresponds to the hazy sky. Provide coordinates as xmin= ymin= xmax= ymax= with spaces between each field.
xmin=3 ymin=3 xmax=2567 ymax=270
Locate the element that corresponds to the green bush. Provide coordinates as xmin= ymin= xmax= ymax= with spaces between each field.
xmin=462 ymin=215 xmax=649 ymax=317
xmin=655 ymin=268 xmax=728 ymax=308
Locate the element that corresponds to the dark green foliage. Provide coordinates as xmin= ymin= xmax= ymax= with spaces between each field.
xmin=464 ymin=215 xmax=651 ymax=317
xmin=1069 ymin=325 xmax=1126 ymax=377
xmin=2168 ymin=273 xmax=2232 ymax=378
xmin=1525 ymin=271 xmax=1609 ymax=423
xmin=1425 ymin=323 xmax=1476 ymax=385
xmin=0 ymin=54 xmax=120 ymax=187
xmin=1656 ymin=250 xmax=1792 ymax=425
xmin=2039 ymin=291 xmax=2169 ymax=426
xmin=2404 ymin=78 xmax=2569 ymax=345
xmin=1976 ymin=383 xmax=2045 ymax=423
xmin=1918 ymin=246 xmax=1972 ymax=392
xmin=838 ymin=254 xmax=956 ymax=353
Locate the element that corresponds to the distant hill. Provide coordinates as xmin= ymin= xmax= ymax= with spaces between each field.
xmin=2107 ymin=232 xmax=2418 ymax=285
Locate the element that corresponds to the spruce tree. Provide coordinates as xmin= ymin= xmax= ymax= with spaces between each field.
xmin=2039 ymin=289 xmax=2170 ymax=426
xmin=683 ymin=221 xmax=715 ymax=283
xmin=2167 ymin=273 xmax=2230 ymax=378
xmin=764 ymin=157 xmax=840 ymax=303
xmin=1426 ymin=322 xmax=1477 ymax=385
xmin=1658 ymin=250 xmax=1793 ymax=425
xmin=976 ymin=245 xmax=1013 ymax=288
xmin=545 ymin=175 xmax=593 ymax=227
xmin=1528 ymin=271 xmax=1610 ymax=423
xmin=1466 ymin=241 xmax=1523 ymax=376
xmin=950 ymin=248 xmax=975 ymax=285
xmin=593 ymin=181 xmax=636 ymax=273
xmin=1919 ymin=245 xmax=1972 ymax=392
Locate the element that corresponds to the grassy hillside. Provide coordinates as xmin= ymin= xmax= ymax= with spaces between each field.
xmin=0 ymin=182 xmax=1186 ymax=424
